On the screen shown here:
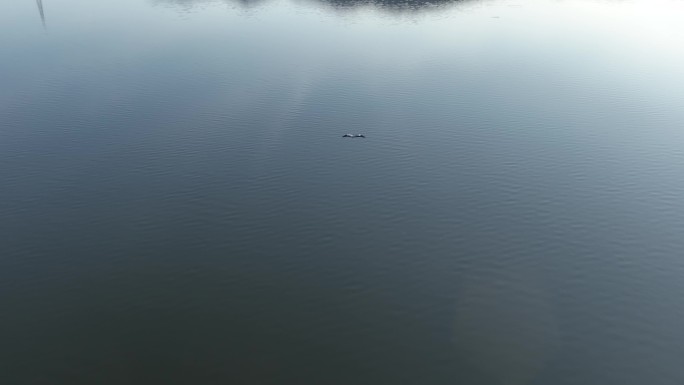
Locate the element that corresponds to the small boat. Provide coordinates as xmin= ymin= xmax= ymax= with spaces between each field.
xmin=342 ymin=134 xmax=366 ymax=138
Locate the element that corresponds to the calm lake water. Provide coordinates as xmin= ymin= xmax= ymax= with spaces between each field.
xmin=2 ymin=0 xmax=684 ymax=383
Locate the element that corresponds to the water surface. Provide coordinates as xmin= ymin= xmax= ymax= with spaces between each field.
xmin=2 ymin=0 xmax=684 ymax=384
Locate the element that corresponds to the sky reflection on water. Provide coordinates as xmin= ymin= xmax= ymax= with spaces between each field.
xmin=2 ymin=0 xmax=684 ymax=384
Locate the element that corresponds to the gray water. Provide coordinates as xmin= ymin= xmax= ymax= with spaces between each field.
xmin=2 ymin=0 xmax=684 ymax=383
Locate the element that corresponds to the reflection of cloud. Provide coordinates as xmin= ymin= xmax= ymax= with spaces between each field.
xmin=154 ymin=0 xmax=478 ymax=13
